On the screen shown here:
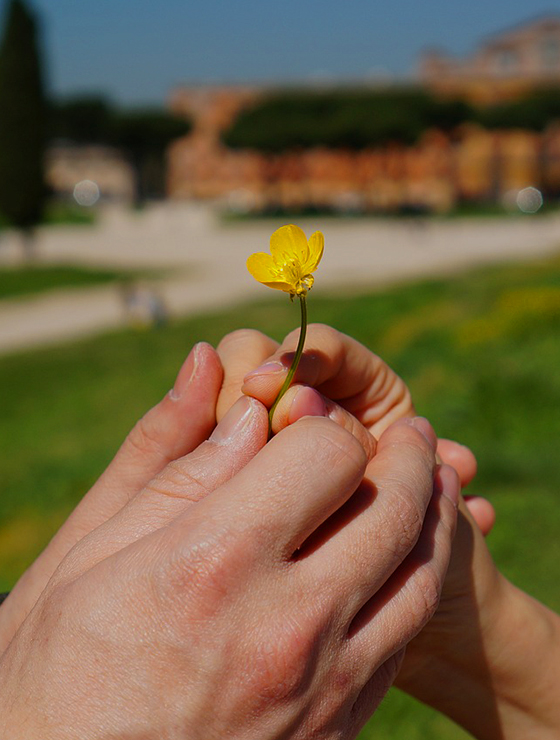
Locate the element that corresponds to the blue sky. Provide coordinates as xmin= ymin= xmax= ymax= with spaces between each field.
xmin=7 ymin=0 xmax=560 ymax=106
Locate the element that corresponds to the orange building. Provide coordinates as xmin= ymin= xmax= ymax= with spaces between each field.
xmin=420 ymin=14 xmax=560 ymax=104
xmin=166 ymin=16 xmax=560 ymax=213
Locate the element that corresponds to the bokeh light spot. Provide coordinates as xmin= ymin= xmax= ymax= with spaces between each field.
xmin=73 ymin=180 xmax=100 ymax=207
xmin=516 ymin=186 xmax=543 ymax=214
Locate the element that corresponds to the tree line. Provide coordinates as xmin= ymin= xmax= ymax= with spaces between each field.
xmin=49 ymin=98 xmax=192 ymax=203
xmin=0 ymin=0 xmax=191 ymax=239
xmin=223 ymin=87 xmax=560 ymax=152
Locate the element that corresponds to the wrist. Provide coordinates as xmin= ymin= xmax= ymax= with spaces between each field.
xmin=475 ymin=579 xmax=560 ymax=739
xmin=399 ymin=576 xmax=560 ymax=739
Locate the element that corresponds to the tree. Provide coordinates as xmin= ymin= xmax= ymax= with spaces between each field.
xmin=49 ymin=97 xmax=113 ymax=145
xmin=0 ymin=0 xmax=47 ymax=256
xmin=49 ymin=98 xmax=192 ymax=204
xmin=222 ymin=89 xmax=473 ymax=153
xmin=109 ymin=110 xmax=191 ymax=203
xmin=476 ymin=87 xmax=560 ymax=131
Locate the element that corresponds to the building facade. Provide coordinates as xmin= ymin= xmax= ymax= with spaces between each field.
xmin=420 ymin=14 xmax=560 ymax=103
xmin=165 ymin=16 xmax=560 ymax=212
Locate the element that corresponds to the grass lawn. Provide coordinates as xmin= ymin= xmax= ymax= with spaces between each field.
xmin=0 ymin=264 xmax=147 ymax=301
xmin=1 ymin=251 xmax=560 ymax=738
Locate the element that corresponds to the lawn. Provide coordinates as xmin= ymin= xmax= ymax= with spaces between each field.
xmin=1 ymin=251 xmax=560 ymax=738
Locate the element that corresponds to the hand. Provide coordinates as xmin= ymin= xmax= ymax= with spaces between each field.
xmin=216 ymin=324 xmax=414 ymax=438
xmin=213 ymin=326 xmax=505 ymax=733
xmin=0 ymin=342 xmax=224 ymax=652
xmin=216 ymin=325 xmax=560 ymax=739
xmin=0 ymin=400 xmax=459 ymax=739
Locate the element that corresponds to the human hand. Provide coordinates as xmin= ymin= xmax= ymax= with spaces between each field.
xmin=0 ymin=342 xmax=225 ymax=652
xmin=216 ymin=323 xmax=414 ymax=438
xmin=214 ymin=326 xmax=508 ymax=729
xmin=397 ymin=443 xmax=560 ymax=740
xmin=394 ymin=439 xmax=502 ymax=694
xmin=0 ymin=402 xmax=458 ymax=739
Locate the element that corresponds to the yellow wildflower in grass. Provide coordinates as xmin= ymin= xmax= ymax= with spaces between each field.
xmin=247 ymin=224 xmax=324 ymax=432
xmin=247 ymin=224 xmax=324 ymax=298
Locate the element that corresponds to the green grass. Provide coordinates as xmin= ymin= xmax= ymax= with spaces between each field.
xmin=0 ymin=264 xmax=145 ymax=301
xmin=42 ymin=202 xmax=97 ymax=226
xmin=0 ymin=202 xmax=97 ymax=232
xmin=221 ymin=200 xmax=560 ymax=221
xmin=1 ymin=252 xmax=560 ymax=738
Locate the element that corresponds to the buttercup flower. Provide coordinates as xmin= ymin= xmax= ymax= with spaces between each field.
xmin=247 ymin=224 xmax=324 ymax=434
xmin=247 ymin=224 xmax=324 ymax=297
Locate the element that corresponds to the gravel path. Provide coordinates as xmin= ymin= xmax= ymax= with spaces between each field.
xmin=1 ymin=203 xmax=559 ymax=355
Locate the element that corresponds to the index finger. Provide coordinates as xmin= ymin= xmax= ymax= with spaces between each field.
xmin=242 ymin=323 xmax=414 ymax=437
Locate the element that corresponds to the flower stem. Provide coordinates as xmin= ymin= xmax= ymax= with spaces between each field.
xmin=268 ymin=294 xmax=307 ymax=435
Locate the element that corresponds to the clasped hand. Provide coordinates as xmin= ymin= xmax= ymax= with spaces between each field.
xmin=0 ymin=328 xmax=461 ymax=740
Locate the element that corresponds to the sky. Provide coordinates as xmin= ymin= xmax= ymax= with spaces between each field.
xmin=5 ymin=0 xmax=560 ymax=106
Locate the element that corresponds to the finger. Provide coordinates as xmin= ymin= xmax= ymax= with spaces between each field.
xmin=242 ymin=323 xmax=414 ymax=437
xmin=464 ymin=495 xmax=496 ymax=536
xmin=216 ymin=329 xmax=278 ymax=421
xmin=172 ymin=416 xmax=369 ymax=564
xmin=437 ymin=439 xmax=477 ymax=487
xmin=271 ymin=384 xmax=377 ymax=461
xmin=57 ymin=396 xmax=270 ymax=580
xmin=297 ymin=417 xmax=438 ymax=614
xmin=52 ymin=343 xmax=223 ymax=543
xmin=5 ymin=344 xmax=223 ymax=635
xmin=347 ymin=464 xmax=459 ymax=685
xmin=349 ymin=649 xmax=406 ymax=736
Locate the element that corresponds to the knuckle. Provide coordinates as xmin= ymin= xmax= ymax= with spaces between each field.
xmin=306 ymin=322 xmax=338 ymax=341
xmin=295 ymin=416 xmax=368 ymax=472
xmin=395 ymin=499 xmax=423 ymax=551
xmin=372 ymin=649 xmax=406 ymax=697
xmin=126 ymin=411 xmax=165 ymax=460
xmin=153 ymin=529 xmax=246 ymax=625
xmin=395 ymin=383 xmax=414 ymax=417
xmin=145 ymin=455 xmax=213 ymax=503
xmin=218 ymin=328 xmax=269 ymax=354
xmin=366 ymin=373 xmax=415 ymax=433
xmin=242 ymin=613 xmax=316 ymax=709
xmin=391 ymin=435 xmax=435 ymax=492
xmin=408 ymin=564 xmax=443 ymax=624
xmin=285 ymin=322 xmax=337 ymax=349
xmin=379 ymin=474 xmax=426 ymax=554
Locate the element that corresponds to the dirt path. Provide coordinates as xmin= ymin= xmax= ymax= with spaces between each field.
xmin=1 ymin=203 xmax=559 ymax=355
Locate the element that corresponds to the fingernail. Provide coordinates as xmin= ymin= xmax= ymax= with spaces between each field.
xmin=210 ymin=396 xmax=255 ymax=444
xmin=243 ymin=361 xmax=285 ymax=382
xmin=288 ymin=386 xmax=327 ymax=424
xmin=405 ymin=417 xmax=437 ymax=451
xmin=169 ymin=343 xmax=201 ymax=401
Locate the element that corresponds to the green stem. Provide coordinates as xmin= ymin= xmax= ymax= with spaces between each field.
xmin=268 ymin=294 xmax=307 ymax=435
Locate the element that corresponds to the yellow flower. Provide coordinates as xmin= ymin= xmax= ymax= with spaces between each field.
xmin=247 ymin=224 xmax=324 ymax=297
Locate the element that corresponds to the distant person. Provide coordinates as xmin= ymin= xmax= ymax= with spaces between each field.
xmin=0 ymin=326 xmax=558 ymax=739
xmin=119 ymin=279 xmax=168 ymax=329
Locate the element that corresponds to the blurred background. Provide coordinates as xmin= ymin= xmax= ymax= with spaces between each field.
xmin=1 ymin=1 xmax=560 ymax=737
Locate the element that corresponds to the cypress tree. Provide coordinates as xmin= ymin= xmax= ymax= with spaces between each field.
xmin=0 ymin=0 xmax=47 ymax=241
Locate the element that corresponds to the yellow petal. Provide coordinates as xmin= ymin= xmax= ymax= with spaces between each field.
xmin=260 ymin=280 xmax=296 ymax=293
xmin=247 ymin=252 xmax=278 ymax=283
xmin=304 ymin=231 xmax=324 ymax=273
xmin=270 ymin=224 xmax=309 ymax=267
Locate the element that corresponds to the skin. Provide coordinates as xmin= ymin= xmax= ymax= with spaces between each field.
xmin=0 ymin=352 xmax=459 ymax=740
xmin=217 ymin=324 xmax=560 ymax=740
xmin=0 ymin=342 xmax=225 ymax=653
xmin=2 ymin=325 xmax=559 ymax=738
